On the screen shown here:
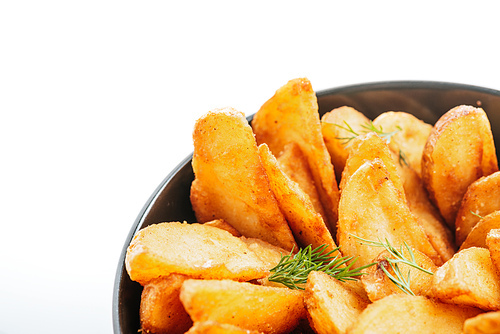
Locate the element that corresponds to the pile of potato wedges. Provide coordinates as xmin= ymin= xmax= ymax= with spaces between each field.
xmin=125 ymin=78 xmax=500 ymax=334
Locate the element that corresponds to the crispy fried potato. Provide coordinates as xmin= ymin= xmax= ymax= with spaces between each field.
xmin=252 ymin=78 xmax=340 ymax=234
xmin=203 ymin=219 xmax=242 ymax=237
xmin=486 ymin=229 xmax=500 ymax=275
xmin=339 ymin=132 xmax=405 ymax=199
xmin=460 ymin=211 xmax=500 ymax=251
xmin=456 ymin=171 xmax=500 ymax=246
xmin=140 ymin=274 xmax=193 ymax=334
xmin=337 ymin=158 xmax=440 ymax=268
xmin=320 ymin=106 xmax=371 ymax=181
xmin=463 ymin=311 xmax=500 ymax=334
xmin=372 ymin=111 xmax=432 ymax=177
xmin=397 ymin=161 xmax=456 ymax=262
xmin=429 ymin=247 xmax=500 ymax=311
xmin=259 ymin=143 xmax=337 ymax=252
xmin=346 ymin=294 xmax=482 ymax=334
xmin=361 ymin=247 xmax=437 ymax=302
xmin=185 ymin=321 xmax=262 ymax=334
xmin=342 ymin=131 xmax=454 ymax=263
xmin=422 ymin=105 xmax=499 ymax=228
xmin=277 ymin=142 xmax=328 ymax=223
xmin=190 ymin=108 xmax=296 ymax=251
xmin=305 ymin=271 xmax=370 ymax=334
xmin=125 ymin=222 xmax=270 ymax=285
xmin=180 ymin=279 xmax=306 ymax=334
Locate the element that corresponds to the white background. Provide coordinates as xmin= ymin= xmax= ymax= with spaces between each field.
xmin=1 ymin=1 xmax=500 ymax=333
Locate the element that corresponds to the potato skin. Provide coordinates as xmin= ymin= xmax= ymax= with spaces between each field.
xmin=456 ymin=171 xmax=500 ymax=246
xmin=305 ymin=271 xmax=369 ymax=334
xmin=190 ymin=108 xmax=296 ymax=251
xmin=140 ymin=274 xmax=193 ymax=334
xmin=252 ymin=78 xmax=340 ymax=234
xmin=180 ymin=279 xmax=306 ymax=334
xmin=429 ymin=247 xmax=500 ymax=311
xmin=422 ymin=105 xmax=498 ymax=228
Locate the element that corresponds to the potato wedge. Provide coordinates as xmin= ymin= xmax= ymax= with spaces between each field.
xmin=347 ymin=294 xmax=482 ymax=334
xmin=305 ymin=271 xmax=369 ymax=334
xmin=140 ymin=274 xmax=193 ymax=334
xmin=463 ymin=311 xmax=500 ymax=334
xmin=429 ymin=247 xmax=500 ymax=311
xmin=180 ymin=279 xmax=306 ymax=334
xmin=337 ymin=158 xmax=440 ymax=268
xmin=339 ymin=132 xmax=405 ymax=199
xmin=252 ymin=78 xmax=340 ymax=234
xmin=277 ymin=142 xmax=328 ymax=223
xmin=320 ymin=106 xmax=371 ymax=181
xmin=361 ymin=247 xmax=437 ymax=302
xmin=397 ymin=161 xmax=455 ymax=262
xmin=125 ymin=222 xmax=270 ymax=285
xmin=460 ymin=211 xmax=500 ymax=251
xmin=185 ymin=321 xmax=262 ymax=334
xmin=190 ymin=108 xmax=296 ymax=251
xmin=259 ymin=143 xmax=337 ymax=252
xmin=456 ymin=171 xmax=500 ymax=246
xmin=422 ymin=105 xmax=498 ymax=228
xmin=372 ymin=111 xmax=433 ymax=177
xmin=486 ymin=228 xmax=500 ymax=275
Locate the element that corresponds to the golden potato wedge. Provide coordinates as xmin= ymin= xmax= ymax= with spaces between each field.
xmin=203 ymin=219 xmax=242 ymax=237
xmin=429 ymin=247 xmax=500 ymax=311
xmin=320 ymin=106 xmax=371 ymax=181
xmin=125 ymin=222 xmax=270 ymax=285
xmin=185 ymin=321 xmax=262 ymax=334
xmin=190 ymin=108 xmax=296 ymax=251
xmin=277 ymin=142 xmax=328 ymax=223
xmin=140 ymin=274 xmax=193 ymax=334
xmin=304 ymin=271 xmax=370 ymax=334
xmin=486 ymin=228 xmax=500 ymax=275
xmin=361 ymin=247 xmax=437 ymax=302
xmin=456 ymin=171 xmax=500 ymax=246
xmin=259 ymin=143 xmax=337 ymax=252
xmin=252 ymin=78 xmax=339 ymax=234
xmin=463 ymin=311 xmax=500 ymax=334
xmin=180 ymin=279 xmax=306 ymax=334
xmin=347 ymin=294 xmax=482 ymax=334
xmin=339 ymin=132 xmax=405 ymax=199
xmin=422 ymin=105 xmax=499 ymax=228
xmin=337 ymin=158 xmax=440 ymax=268
xmin=460 ymin=211 xmax=500 ymax=251
xmin=372 ymin=111 xmax=433 ymax=177
xmin=397 ymin=161 xmax=455 ymax=262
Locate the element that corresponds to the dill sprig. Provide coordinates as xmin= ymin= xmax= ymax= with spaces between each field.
xmin=352 ymin=235 xmax=434 ymax=295
xmin=267 ymin=244 xmax=374 ymax=290
xmin=334 ymin=120 xmax=408 ymax=167
xmin=470 ymin=211 xmax=483 ymax=219
xmin=398 ymin=149 xmax=409 ymax=167
xmin=334 ymin=120 xmax=402 ymax=146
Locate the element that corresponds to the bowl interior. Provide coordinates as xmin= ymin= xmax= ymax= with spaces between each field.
xmin=113 ymin=81 xmax=500 ymax=333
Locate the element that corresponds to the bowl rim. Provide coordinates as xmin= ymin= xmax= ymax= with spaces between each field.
xmin=112 ymin=79 xmax=500 ymax=333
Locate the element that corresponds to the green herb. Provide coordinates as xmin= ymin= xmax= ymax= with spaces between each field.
xmin=398 ymin=149 xmax=409 ymax=167
xmin=334 ymin=121 xmax=402 ymax=146
xmin=471 ymin=211 xmax=484 ymax=219
xmin=334 ymin=120 xmax=408 ymax=167
xmin=267 ymin=244 xmax=374 ymax=290
xmin=351 ymin=235 xmax=434 ymax=295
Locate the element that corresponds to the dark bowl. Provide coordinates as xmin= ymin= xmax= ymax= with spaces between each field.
xmin=113 ymin=80 xmax=500 ymax=333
